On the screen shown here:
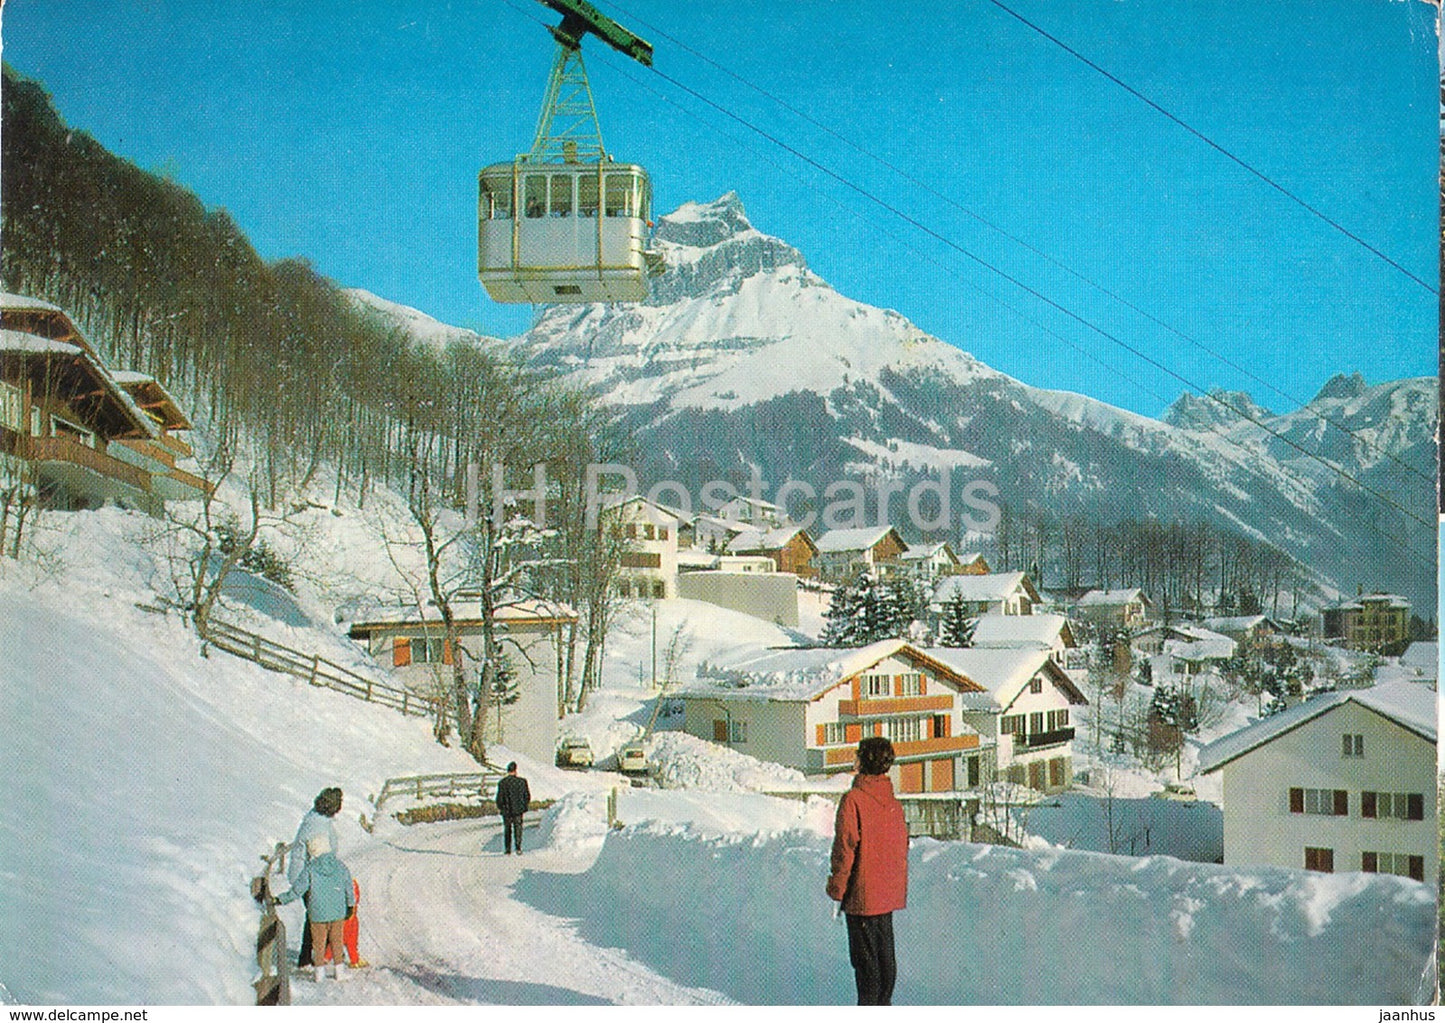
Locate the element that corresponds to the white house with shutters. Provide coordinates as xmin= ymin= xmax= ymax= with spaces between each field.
xmin=930 ymin=571 xmax=1040 ymax=617
xmin=926 ymin=647 xmax=1088 ymax=793
xmin=1198 ymin=683 xmax=1437 ymax=885
xmin=969 ymin=613 xmax=1077 ymax=665
xmin=601 ymin=495 xmax=680 ymax=599
xmin=677 ymin=639 xmax=992 ymax=793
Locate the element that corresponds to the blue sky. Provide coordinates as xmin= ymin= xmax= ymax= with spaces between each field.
xmin=3 ymin=0 xmax=1438 ymax=417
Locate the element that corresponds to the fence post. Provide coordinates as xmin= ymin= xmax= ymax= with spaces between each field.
xmin=252 ymin=843 xmax=291 ymax=1005
xmin=310 ymin=654 xmax=320 ymax=686
xmin=253 ymin=632 xmax=262 ymax=662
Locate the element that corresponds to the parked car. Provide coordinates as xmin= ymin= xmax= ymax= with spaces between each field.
xmin=555 ymin=737 xmax=594 ymax=769
xmin=618 ymin=740 xmax=649 ymax=776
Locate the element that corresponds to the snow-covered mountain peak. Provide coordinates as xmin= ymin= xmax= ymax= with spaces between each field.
xmin=1314 ymin=371 xmax=1368 ymax=402
xmin=1162 ymin=388 xmax=1274 ymax=432
xmin=653 ymin=191 xmax=755 ymax=249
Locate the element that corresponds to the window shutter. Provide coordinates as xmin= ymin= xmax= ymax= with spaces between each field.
xmin=1288 ymin=787 xmax=1303 ymax=814
xmin=1408 ymin=856 xmax=1424 ymax=882
xmin=393 ymin=637 xmax=411 ymax=667
xmin=845 ymin=724 xmax=862 ymax=744
xmin=816 ymin=724 xmax=826 ymax=746
xmin=442 ymin=639 xmax=455 ymax=665
xmin=1361 ymin=791 xmax=1377 ymax=818
xmin=1333 ymin=790 xmax=1348 ymax=816
xmin=713 ymin=720 xmax=728 ymax=743
xmin=1341 ymin=735 xmax=1351 ymax=757
xmin=1361 ymin=852 xmax=1377 ymax=872
xmin=1407 ymin=793 xmax=1424 ymax=821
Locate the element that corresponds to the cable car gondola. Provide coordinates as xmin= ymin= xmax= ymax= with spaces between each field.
xmin=478 ymin=0 xmax=663 ymax=305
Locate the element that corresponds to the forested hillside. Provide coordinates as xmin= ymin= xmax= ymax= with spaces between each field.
xmin=0 ymin=65 xmax=630 ymax=747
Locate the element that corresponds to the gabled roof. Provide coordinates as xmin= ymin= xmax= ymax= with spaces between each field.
xmin=814 ymin=525 xmax=906 ymax=554
xmin=1198 ymin=683 xmax=1436 ymax=774
xmin=970 ymin=613 xmax=1075 ymax=650
xmin=112 ymin=371 xmax=192 ymax=431
xmin=1328 ymin=593 xmax=1411 ymax=611
xmin=681 ymin=638 xmax=985 ymax=703
xmin=727 ymin=525 xmax=816 ymax=555
xmin=923 ymin=646 xmax=1088 ymax=709
xmin=1078 ymin=587 xmax=1150 ymax=607
xmin=598 ymin=494 xmax=680 ymax=525
xmin=932 ymin=571 xmax=1039 ymax=605
xmin=897 ymin=541 xmax=957 ymax=564
xmin=346 ymin=597 xmax=577 ymax=633
xmin=0 ymin=329 xmax=158 ymax=440
xmin=0 ymin=292 xmax=64 ymax=313
xmin=694 ymin=513 xmax=750 ymax=536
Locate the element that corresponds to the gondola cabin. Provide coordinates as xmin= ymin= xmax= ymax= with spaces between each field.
xmin=478 ymin=160 xmax=658 ymax=304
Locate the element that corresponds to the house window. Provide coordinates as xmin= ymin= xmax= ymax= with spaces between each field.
xmin=897 ymin=672 xmax=924 ymax=696
xmin=1028 ymin=711 xmax=1045 ymax=735
xmin=1046 ymin=709 xmax=1070 ymax=732
xmin=1361 ymin=791 xmax=1425 ymax=821
xmin=1288 ymin=787 xmax=1347 ymax=816
xmin=51 ymin=414 xmax=95 ymax=448
xmin=728 ymin=719 xmax=746 ymax=743
xmin=0 ymin=381 xmax=22 ymax=432
xmin=409 ymin=636 xmax=449 ymax=664
xmin=1341 ymin=734 xmax=1364 ymax=758
xmin=625 ymin=524 xmax=638 ymax=538
xmin=652 ymin=580 xmax=665 ymax=599
xmin=1303 ymin=847 xmax=1334 ymax=872
xmin=884 ymin=716 xmax=924 ymax=743
xmin=861 ymin=673 xmax=891 ymax=698
xmin=659 ymin=527 xmax=669 ymax=541
xmin=1362 ymin=851 xmax=1426 ymax=881
xmin=822 ymin=721 xmax=847 ymax=745
xmin=643 ymin=524 xmax=655 ymax=540
xmin=1000 ymin=714 xmax=1025 ymax=738
xmin=932 ymin=714 xmax=949 ymax=739
xmin=1029 ymin=678 xmax=1043 ymax=694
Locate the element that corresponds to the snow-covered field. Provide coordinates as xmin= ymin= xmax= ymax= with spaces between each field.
xmin=0 ymin=505 xmax=1436 ymax=1006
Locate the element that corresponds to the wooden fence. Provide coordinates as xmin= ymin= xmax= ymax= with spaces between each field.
xmin=250 ymin=841 xmax=291 ymax=1006
xmin=375 ymin=770 xmax=506 ymax=811
xmin=205 ymin=616 xmax=438 ymax=720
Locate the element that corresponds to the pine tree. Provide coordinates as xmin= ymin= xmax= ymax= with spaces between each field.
xmin=938 ymin=592 xmax=976 ymax=647
xmin=822 ymin=573 xmax=912 ymax=647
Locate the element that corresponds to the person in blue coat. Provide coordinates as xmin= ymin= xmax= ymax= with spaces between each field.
xmin=277 ymin=835 xmax=356 ymax=982
xmin=288 ymin=787 xmax=342 ymax=967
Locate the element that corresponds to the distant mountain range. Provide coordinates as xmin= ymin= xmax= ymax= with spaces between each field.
xmin=350 ymin=193 xmax=1437 ymax=612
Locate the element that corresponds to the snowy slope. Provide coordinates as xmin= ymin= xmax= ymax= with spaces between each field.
xmin=0 ymin=505 xmax=1434 ymax=1005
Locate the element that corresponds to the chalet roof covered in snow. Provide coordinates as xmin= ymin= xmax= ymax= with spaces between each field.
xmin=931 ymin=571 xmax=1036 ymax=605
xmin=1078 ymin=587 xmax=1148 ymax=607
xmin=1198 ymin=683 xmax=1437 ymax=774
xmin=896 ymin=541 xmax=955 ymax=563
xmin=970 ymin=613 xmax=1073 ymax=650
xmin=0 ymin=329 xmax=82 ymax=356
xmin=346 ymin=597 xmax=577 ymax=631
xmin=813 ymin=525 xmax=903 ymax=554
xmin=0 ymin=291 xmax=64 ymax=313
xmin=1165 ymin=627 xmax=1237 ymax=663
xmin=726 ymin=525 xmax=812 ymax=554
xmin=683 ymin=638 xmax=985 ymax=702
xmin=597 ymin=494 xmax=681 ymax=525
xmin=922 ymin=646 xmax=1087 ymax=709
xmin=1328 ymin=593 xmax=1412 ymax=611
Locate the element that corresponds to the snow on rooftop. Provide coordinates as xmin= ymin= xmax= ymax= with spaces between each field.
xmin=686 ymin=638 xmax=910 ymax=701
xmin=970 ymin=613 xmax=1069 ymax=649
xmin=726 ymin=525 xmax=807 ymax=553
xmin=346 ymin=596 xmax=576 ymax=628
xmin=0 ymin=291 xmax=63 ymax=312
xmin=813 ymin=525 xmax=898 ymax=553
xmin=1078 ymin=588 xmax=1145 ymax=606
xmin=932 ymin=571 xmax=1027 ymax=604
xmin=1399 ymin=641 xmax=1437 ymax=674
xmin=922 ymin=646 xmax=1056 ymax=704
xmin=1199 ymin=682 xmax=1437 ymax=774
xmin=0 ymin=328 xmax=81 ymax=356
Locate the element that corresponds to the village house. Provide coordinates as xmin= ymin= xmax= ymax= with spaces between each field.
xmin=0 ymin=292 xmax=209 ymax=514
xmin=726 ymin=524 xmax=818 ymax=579
xmin=1201 ymin=615 xmax=1286 ymax=649
xmin=692 ymin=512 xmax=750 ymax=553
xmin=957 ymin=553 xmax=991 ymax=575
xmin=926 ymin=647 xmax=1088 ymax=793
xmin=601 ymin=495 xmax=680 ymax=599
xmin=813 ymin=525 xmax=908 ymax=584
xmin=1198 ymin=683 xmax=1437 ymax=885
xmin=969 ymin=612 xmax=1077 ymax=666
xmin=930 ymin=571 xmax=1040 ymax=617
xmin=1161 ymin=626 xmax=1237 ymax=677
xmin=887 ymin=540 xmax=962 ymax=583
xmin=1322 ymin=593 xmax=1412 ymax=653
xmin=346 ymin=596 xmax=577 ymax=765
xmin=1074 ymin=588 xmax=1152 ymax=630
xmin=715 ymin=494 xmax=788 ymax=529
xmin=678 ymin=638 xmax=990 ymax=792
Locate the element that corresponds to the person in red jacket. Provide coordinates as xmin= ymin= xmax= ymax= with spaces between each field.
xmin=825 ymin=736 xmax=909 ymax=1005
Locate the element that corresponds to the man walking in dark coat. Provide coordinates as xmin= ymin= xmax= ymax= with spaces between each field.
xmin=826 ymin=737 xmax=909 ymax=1005
xmin=495 ymin=762 xmax=531 ymax=855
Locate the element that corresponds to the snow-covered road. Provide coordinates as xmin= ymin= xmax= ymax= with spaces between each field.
xmin=284 ymin=815 xmax=729 ymax=1006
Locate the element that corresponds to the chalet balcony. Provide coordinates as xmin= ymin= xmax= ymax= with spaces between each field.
xmin=836 ymin=694 xmax=953 ymax=717
xmin=817 ymin=732 xmax=979 ymax=770
xmin=1016 ymin=727 xmax=1075 ymax=750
